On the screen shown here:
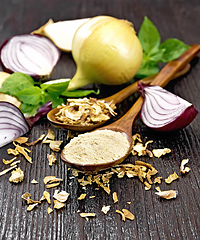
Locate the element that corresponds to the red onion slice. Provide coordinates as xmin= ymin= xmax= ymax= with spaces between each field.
xmin=138 ymin=82 xmax=198 ymax=131
xmin=0 ymin=102 xmax=29 ymax=148
xmin=0 ymin=35 xmax=60 ymax=78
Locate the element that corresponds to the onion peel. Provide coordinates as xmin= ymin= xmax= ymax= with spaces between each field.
xmin=31 ymin=18 xmax=90 ymax=52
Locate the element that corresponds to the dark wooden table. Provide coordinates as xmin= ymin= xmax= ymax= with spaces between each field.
xmin=1 ymin=0 xmax=200 ymax=239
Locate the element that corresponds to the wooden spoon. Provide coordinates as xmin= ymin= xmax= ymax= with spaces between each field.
xmin=47 ymin=60 xmax=192 ymax=132
xmin=61 ymin=44 xmax=200 ymax=172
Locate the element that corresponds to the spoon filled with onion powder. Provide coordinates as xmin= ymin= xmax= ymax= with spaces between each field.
xmin=61 ymin=45 xmax=200 ymax=171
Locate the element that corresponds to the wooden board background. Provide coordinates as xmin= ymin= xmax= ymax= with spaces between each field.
xmin=0 ymin=0 xmax=200 ymax=239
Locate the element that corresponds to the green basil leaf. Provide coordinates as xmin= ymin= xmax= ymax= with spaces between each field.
xmin=159 ymin=38 xmax=190 ymax=62
xmin=61 ymin=89 xmax=100 ymax=98
xmin=40 ymin=78 xmax=70 ymax=93
xmin=0 ymin=72 xmax=34 ymax=96
xmin=20 ymin=102 xmax=40 ymax=117
xmin=136 ymin=60 xmax=159 ymax=78
xmin=138 ymin=16 xmax=161 ymax=54
xmin=43 ymin=92 xmax=64 ymax=108
xmin=149 ymin=48 xmax=165 ymax=62
xmin=15 ymin=86 xmax=43 ymax=105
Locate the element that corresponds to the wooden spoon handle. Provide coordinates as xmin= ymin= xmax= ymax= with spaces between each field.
xmin=105 ymin=44 xmax=200 ymax=134
xmin=103 ymin=63 xmax=191 ymax=105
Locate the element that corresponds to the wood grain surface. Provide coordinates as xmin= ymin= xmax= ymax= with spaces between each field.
xmin=1 ymin=0 xmax=200 ymax=239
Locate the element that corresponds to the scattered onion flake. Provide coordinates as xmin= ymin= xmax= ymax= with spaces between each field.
xmin=42 ymin=129 xmax=55 ymax=143
xmin=46 ymin=182 xmax=61 ymax=188
xmin=116 ymin=209 xmax=134 ymax=221
xmin=101 ymin=205 xmax=111 ymax=214
xmin=13 ymin=142 xmax=32 ymax=163
xmin=54 ymin=200 xmax=65 ymax=209
xmin=0 ymin=102 xmax=29 ymax=148
xmin=22 ymin=192 xmax=31 ymax=201
xmin=26 ymin=199 xmax=41 ymax=205
xmin=132 ymin=140 xmax=153 ymax=157
xmin=113 ymin=192 xmax=118 ymax=203
xmin=2 ymin=157 xmax=17 ymax=165
xmin=40 ymin=191 xmax=51 ymax=204
xmin=47 ymin=207 xmax=53 ymax=214
xmin=80 ymin=212 xmax=96 ymax=219
xmin=43 ymin=176 xmax=63 ymax=184
xmin=144 ymin=181 xmax=151 ymax=190
xmin=0 ymin=165 xmax=17 ymax=177
xmin=31 ymin=179 xmax=38 ymax=184
xmin=27 ymin=203 xmax=38 ymax=211
xmin=7 ymin=148 xmax=19 ymax=156
xmin=49 ymin=141 xmax=63 ymax=152
xmin=10 ymin=160 xmax=20 ymax=166
xmin=78 ymin=193 xmax=87 ymax=200
xmin=22 ymin=192 xmax=41 ymax=205
xmin=14 ymin=136 xmax=29 ymax=145
xmin=152 ymin=148 xmax=171 ymax=158
xmin=9 ymin=167 xmax=24 ymax=183
xmin=180 ymin=159 xmax=190 ymax=174
xmin=155 ymin=189 xmax=178 ymax=200
xmin=122 ymin=209 xmax=135 ymax=220
xmin=138 ymin=82 xmax=198 ymax=131
xmin=47 ymin=152 xmax=57 ymax=166
xmin=53 ymin=190 xmax=69 ymax=203
xmin=89 ymin=195 xmax=95 ymax=199
xmin=154 ymin=177 xmax=163 ymax=184
xmin=146 ymin=168 xmax=158 ymax=184
xmin=131 ymin=133 xmax=153 ymax=157
xmin=25 ymin=134 xmax=45 ymax=146
xmin=0 ymin=34 xmax=60 ymax=79
xmin=165 ymin=172 xmax=179 ymax=184
xmin=116 ymin=210 xmax=126 ymax=221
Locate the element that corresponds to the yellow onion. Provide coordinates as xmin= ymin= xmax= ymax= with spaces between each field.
xmin=67 ymin=16 xmax=143 ymax=91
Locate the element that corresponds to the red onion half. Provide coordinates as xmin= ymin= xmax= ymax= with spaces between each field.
xmin=138 ymin=82 xmax=198 ymax=131
xmin=0 ymin=34 xmax=60 ymax=79
xmin=0 ymin=101 xmax=29 ymax=148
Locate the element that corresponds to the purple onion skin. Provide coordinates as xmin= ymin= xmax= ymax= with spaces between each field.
xmin=0 ymin=35 xmax=61 ymax=79
xmin=138 ymin=81 xmax=149 ymax=97
xmin=143 ymin=105 xmax=198 ymax=132
xmin=26 ymin=101 xmax=52 ymax=128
